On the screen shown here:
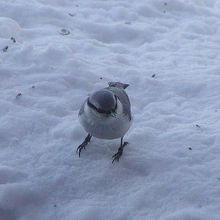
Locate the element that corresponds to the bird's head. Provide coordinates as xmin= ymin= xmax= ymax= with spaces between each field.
xmin=87 ymin=89 xmax=117 ymax=117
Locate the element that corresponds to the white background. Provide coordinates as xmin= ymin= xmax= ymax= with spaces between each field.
xmin=0 ymin=0 xmax=220 ymax=219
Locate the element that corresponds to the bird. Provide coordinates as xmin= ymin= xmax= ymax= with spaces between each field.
xmin=76 ymin=82 xmax=132 ymax=163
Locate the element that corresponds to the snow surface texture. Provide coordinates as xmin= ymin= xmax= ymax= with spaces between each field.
xmin=0 ymin=0 xmax=220 ymax=219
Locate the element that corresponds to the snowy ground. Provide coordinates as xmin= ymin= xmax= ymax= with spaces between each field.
xmin=1 ymin=0 xmax=220 ymax=219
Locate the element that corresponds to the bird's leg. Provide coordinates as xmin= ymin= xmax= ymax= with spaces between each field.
xmin=76 ymin=134 xmax=92 ymax=157
xmin=112 ymin=137 xmax=128 ymax=163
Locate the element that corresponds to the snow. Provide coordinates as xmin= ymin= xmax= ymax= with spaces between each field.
xmin=0 ymin=0 xmax=220 ymax=219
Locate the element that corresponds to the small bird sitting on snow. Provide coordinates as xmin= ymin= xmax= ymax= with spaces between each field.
xmin=77 ymin=82 xmax=132 ymax=163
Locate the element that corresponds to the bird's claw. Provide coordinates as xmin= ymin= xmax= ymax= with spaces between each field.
xmin=112 ymin=142 xmax=128 ymax=163
xmin=112 ymin=151 xmax=122 ymax=163
xmin=76 ymin=143 xmax=86 ymax=157
xmin=76 ymin=134 xmax=92 ymax=158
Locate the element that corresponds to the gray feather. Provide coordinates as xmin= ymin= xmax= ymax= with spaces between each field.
xmin=108 ymin=82 xmax=129 ymax=89
xmin=106 ymin=85 xmax=131 ymax=120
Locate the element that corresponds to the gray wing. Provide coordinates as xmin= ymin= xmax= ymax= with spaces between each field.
xmin=106 ymin=87 xmax=132 ymax=120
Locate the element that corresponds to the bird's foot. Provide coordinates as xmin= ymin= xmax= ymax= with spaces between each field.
xmin=76 ymin=134 xmax=92 ymax=157
xmin=76 ymin=142 xmax=87 ymax=157
xmin=112 ymin=142 xmax=128 ymax=163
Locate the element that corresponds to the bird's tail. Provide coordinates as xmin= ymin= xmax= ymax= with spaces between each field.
xmin=108 ymin=82 xmax=129 ymax=89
